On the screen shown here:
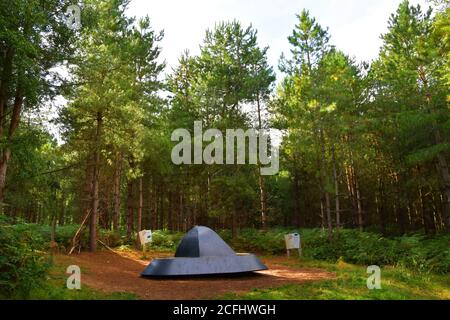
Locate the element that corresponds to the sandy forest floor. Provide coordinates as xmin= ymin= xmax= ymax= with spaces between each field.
xmin=55 ymin=250 xmax=335 ymax=299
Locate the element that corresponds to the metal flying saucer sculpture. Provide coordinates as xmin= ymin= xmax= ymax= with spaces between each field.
xmin=141 ymin=226 xmax=267 ymax=277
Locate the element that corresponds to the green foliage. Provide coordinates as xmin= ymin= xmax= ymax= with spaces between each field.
xmin=220 ymin=228 xmax=450 ymax=273
xmin=9 ymin=223 xmax=84 ymax=250
xmin=282 ymin=9 xmax=330 ymax=73
xmin=220 ymin=228 xmax=292 ymax=254
xmin=395 ymin=234 xmax=450 ymax=273
xmin=0 ymin=217 xmax=50 ymax=299
xmin=148 ymin=230 xmax=184 ymax=251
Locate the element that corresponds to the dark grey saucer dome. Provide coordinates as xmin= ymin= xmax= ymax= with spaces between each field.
xmin=141 ymin=226 xmax=267 ymax=277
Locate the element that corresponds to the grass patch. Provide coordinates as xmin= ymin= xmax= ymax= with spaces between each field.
xmin=221 ymin=258 xmax=450 ymax=300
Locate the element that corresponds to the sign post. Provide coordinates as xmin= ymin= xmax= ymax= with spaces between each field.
xmin=284 ymin=233 xmax=301 ymax=257
xmin=138 ymin=230 xmax=152 ymax=257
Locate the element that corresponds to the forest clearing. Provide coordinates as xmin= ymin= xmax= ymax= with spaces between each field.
xmin=31 ymin=244 xmax=450 ymax=300
xmin=0 ymin=0 xmax=449 ymax=306
xmin=52 ymin=251 xmax=334 ymax=299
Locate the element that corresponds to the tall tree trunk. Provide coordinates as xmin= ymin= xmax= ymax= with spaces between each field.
xmin=258 ymin=173 xmax=267 ymax=228
xmin=320 ymin=200 xmax=325 ymax=231
xmin=148 ymin=179 xmax=156 ymax=230
xmin=168 ymin=190 xmax=174 ymax=231
xmin=159 ymin=184 xmax=164 ymax=229
xmin=177 ymin=192 xmax=181 ymax=232
xmin=0 ymin=48 xmax=15 ymax=140
xmin=36 ymin=203 xmax=40 ymax=224
xmin=377 ymin=178 xmax=387 ymax=234
xmin=126 ymin=179 xmax=134 ymax=239
xmin=59 ymin=195 xmax=66 ymax=226
xmin=319 ymin=129 xmax=333 ymax=239
xmin=345 ymin=149 xmax=363 ymax=231
xmin=345 ymin=164 xmax=356 ymax=225
xmin=89 ymin=112 xmax=102 ymax=252
xmin=255 ymin=94 xmax=267 ymax=229
xmin=0 ymin=148 xmax=12 ymax=204
xmin=0 ymin=82 xmax=23 ymax=203
xmin=332 ymin=146 xmax=340 ymax=231
xmin=354 ymin=172 xmax=363 ymax=231
xmin=292 ymin=172 xmax=301 ymax=227
xmin=393 ymin=172 xmax=407 ymax=234
xmin=102 ymin=189 xmax=111 ymax=229
xmin=419 ymin=186 xmax=429 ymax=234
xmin=325 ymin=191 xmax=333 ymax=238
xmin=137 ymin=177 xmax=143 ymax=232
xmin=135 ymin=176 xmax=143 ymax=247
xmin=112 ymin=152 xmax=122 ymax=231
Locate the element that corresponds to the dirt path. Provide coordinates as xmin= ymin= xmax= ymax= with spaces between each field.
xmin=55 ymin=250 xmax=335 ymax=299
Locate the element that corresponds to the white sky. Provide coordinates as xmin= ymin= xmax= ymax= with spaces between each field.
xmin=126 ymin=0 xmax=431 ymax=80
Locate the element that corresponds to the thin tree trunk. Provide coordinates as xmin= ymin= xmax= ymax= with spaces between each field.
xmin=345 ymin=164 xmax=356 ymax=224
xmin=137 ymin=177 xmax=143 ymax=232
xmin=0 ymin=82 xmax=23 ymax=203
xmin=135 ymin=176 xmax=143 ymax=247
xmin=419 ymin=186 xmax=429 ymax=234
xmin=0 ymin=47 xmax=15 ymax=140
xmin=354 ymin=172 xmax=363 ymax=231
xmin=377 ymin=178 xmax=387 ymax=234
xmin=177 ymin=192 xmax=185 ymax=231
xmin=159 ymin=184 xmax=164 ymax=229
xmin=147 ymin=179 xmax=152 ymax=230
xmin=258 ymin=173 xmax=267 ymax=228
xmin=89 ymin=112 xmax=102 ymax=252
xmin=320 ymin=200 xmax=325 ymax=231
xmin=112 ymin=152 xmax=122 ymax=231
xmin=325 ymin=191 xmax=333 ymax=238
xmin=292 ymin=172 xmax=301 ymax=227
xmin=59 ymin=195 xmax=66 ymax=226
xmin=319 ymin=129 xmax=333 ymax=239
xmin=126 ymin=179 xmax=134 ymax=239
xmin=0 ymin=149 xmax=12 ymax=203
xmin=255 ymin=95 xmax=267 ymax=229
xmin=168 ymin=189 xmax=174 ymax=231
xmin=0 ymin=50 xmax=14 ymax=201
xmin=332 ymin=146 xmax=340 ymax=231
xmin=393 ymin=172 xmax=407 ymax=234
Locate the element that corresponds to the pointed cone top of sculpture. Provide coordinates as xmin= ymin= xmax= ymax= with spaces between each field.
xmin=141 ymin=225 xmax=267 ymax=277
xmin=175 ymin=226 xmax=235 ymax=257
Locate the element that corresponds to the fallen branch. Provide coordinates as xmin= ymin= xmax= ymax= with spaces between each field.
xmin=97 ymin=239 xmax=117 ymax=254
xmin=68 ymin=210 xmax=91 ymax=255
